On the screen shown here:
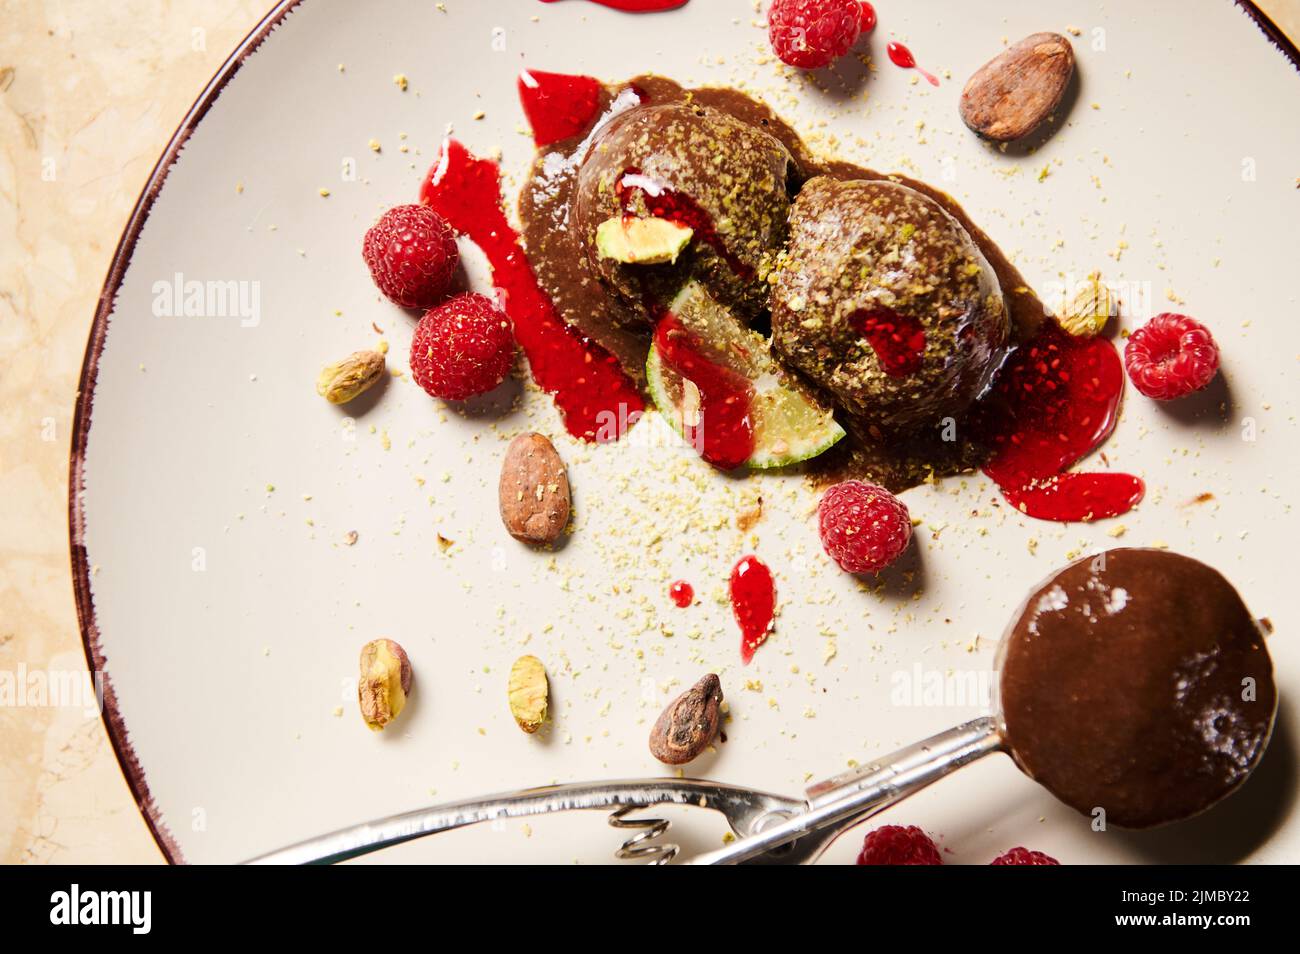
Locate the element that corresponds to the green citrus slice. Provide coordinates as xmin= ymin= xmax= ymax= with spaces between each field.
xmin=646 ymin=281 xmax=845 ymax=469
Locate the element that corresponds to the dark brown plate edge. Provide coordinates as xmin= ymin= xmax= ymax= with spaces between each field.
xmin=67 ymin=0 xmax=305 ymax=866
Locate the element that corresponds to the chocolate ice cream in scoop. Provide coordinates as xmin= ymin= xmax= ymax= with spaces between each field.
xmin=999 ymin=548 xmax=1277 ymax=829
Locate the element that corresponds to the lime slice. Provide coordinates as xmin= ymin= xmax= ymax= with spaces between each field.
xmin=646 ymin=282 xmax=845 ymax=469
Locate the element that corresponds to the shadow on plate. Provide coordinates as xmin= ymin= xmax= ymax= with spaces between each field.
xmin=453 ymin=367 xmax=524 ymax=421
xmin=1155 ymin=367 xmax=1235 ymax=430
xmin=329 ymin=366 xmax=390 ymax=420
xmin=808 ymin=46 xmax=876 ymax=101
xmin=870 ymin=534 xmax=928 ymax=600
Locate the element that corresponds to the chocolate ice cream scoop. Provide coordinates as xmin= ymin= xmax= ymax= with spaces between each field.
xmin=572 ymin=101 xmax=795 ymax=326
xmin=770 ymin=176 xmax=1009 ymax=435
xmin=744 ymin=548 xmax=1278 ymax=857
xmin=1000 ymin=548 xmax=1276 ymax=829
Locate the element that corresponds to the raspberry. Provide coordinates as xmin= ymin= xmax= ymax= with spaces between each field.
xmin=856 ymin=825 xmax=942 ymax=865
xmin=410 ymin=293 xmax=514 ymax=400
xmin=858 ymin=1 xmax=876 ymax=33
xmin=817 ymin=480 xmax=912 ymax=574
xmin=767 ymin=0 xmax=863 ymax=69
xmin=363 ymin=204 xmax=459 ymax=310
xmin=990 ymin=847 xmax=1061 ymax=866
xmin=1123 ymin=313 xmax=1220 ymax=401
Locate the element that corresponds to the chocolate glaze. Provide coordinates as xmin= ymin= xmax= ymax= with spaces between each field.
xmin=1000 ymin=549 xmax=1277 ymax=829
xmin=518 ymin=76 xmax=1049 ymax=489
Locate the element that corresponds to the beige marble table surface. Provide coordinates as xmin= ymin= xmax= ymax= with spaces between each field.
xmin=2 ymin=0 xmax=1298 ymax=865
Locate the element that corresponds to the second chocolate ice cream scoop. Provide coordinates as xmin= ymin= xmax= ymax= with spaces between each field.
xmin=770 ymin=176 xmax=1009 ymax=435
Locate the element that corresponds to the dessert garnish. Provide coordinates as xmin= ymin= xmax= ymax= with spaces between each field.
xmin=856 ymin=824 xmax=943 ymax=865
xmin=730 ymin=555 xmax=776 ymax=663
xmin=767 ymin=0 xmax=872 ymax=70
xmin=517 ymin=68 xmax=603 ymax=148
xmin=668 ymin=580 xmax=695 ymax=607
xmin=649 ymin=673 xmax=724 ymax=764
xmin=595 ymin=216 xmax=693 ymax=265
xmin=973 ymin=319 xmax=1144 ymax=521
xmin=358 ymin=639 xmax=412 ymax=731
xmin=361 ymin=204 xmax=458 ymax=309
xmin=507 ymin=655 xmax=550 ymax=734
xmin=885 ymin=42 xmax=940 ymax=87
xmin=857 ymin=828 xmax=1061 ymax=865
xmin=409 ymin=292 xmax=514 ymax=401
xmin=1123 ymin=312 xmax=1221 ymax=401
xmin=960 ymin=33 xmax=1076 ymax=142
xmin=316 ymin=349 xmax=386 ymax=405
xmin=817 ymin=480 xmax=912 ymax=574
xmin=647 ymin=281 xmax=845 ymax=470
xmin=1056 ymin=273 xmax=1113 ymax=338
xmin=538 ymin=0 xmax=689 ymax=12
xmin=498 ymin=433 xmax=571 ymax=546
xmin=990 ymin=847 xmax=1060 ymax=866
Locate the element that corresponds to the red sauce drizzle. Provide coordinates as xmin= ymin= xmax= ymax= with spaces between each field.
xmin=420 ymin=141 xmax=643 ymax=442
xmin=886 ymin=41 xmax=940 ymax=87
xmin=852 ymin=307 xmax=926 ymax=377
xmin=538 ymin=0 xmax=688 ymax=10
xmin=730 ymin=555 xmax=775 ymax=664
xmin=616 ymin=169 xmax=755 ymax=280
xmin=669 ymin=580 xmax=694 ymax=607
xmin=975 ymin=320 xmax=1144 ymax=522
xmin=653 ymin=315 xmax=756 ymax=470
xmin=517 ymin=69 xmax=604 ymax=148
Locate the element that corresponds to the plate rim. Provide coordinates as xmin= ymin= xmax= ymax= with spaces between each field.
xmin=64 ymin=0 xmax=1300 ymax=865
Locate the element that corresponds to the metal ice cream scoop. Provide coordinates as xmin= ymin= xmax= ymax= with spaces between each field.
xmin=247 ymin=715 xmax=1001 ymax=865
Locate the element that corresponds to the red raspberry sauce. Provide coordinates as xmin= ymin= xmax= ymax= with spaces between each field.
xmin=852 ymin=307 xmax=926 ymax=377
xmin=518 ymin=70 xmax=604 ymax=147
xmin=654 ymin=315 xmax=756 ymax=470
xmin=975 ymin=320 xmax=1144 ymax=522
xmin=886 ymin=41 xmax=940 ymax=87
xmin=730 ymin=555 xmax=775 ymax=664
xmin=537 ymin=0 xmax=688 ymax=10
xmin=669 ymin=580 xmax=694 ymax=607
xmin=420 ymin=141 xmax=643 ymax=442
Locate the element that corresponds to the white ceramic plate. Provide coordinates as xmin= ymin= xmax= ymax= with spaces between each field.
xmin=73 ymin=0 xmax=1300 ymax=864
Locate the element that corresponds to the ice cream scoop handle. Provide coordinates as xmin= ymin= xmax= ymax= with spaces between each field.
xmin=805 ymin=715 xmax=1005 ymax=806
xmin=688 ymin=716 xmax=1004 ymax=865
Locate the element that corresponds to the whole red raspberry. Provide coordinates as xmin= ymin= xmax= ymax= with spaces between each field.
xmin=410 ymin=293 xmax=514 ymax=400
xmin=990 ymin=847 xmax=1061 ymax=866
xmin=1123 ymin=312 xmax=1220 ymax=401
xmin=363 ymin=204 xmax=459 ymax=310
xmin=767 ymin=0 xmax=864 ymax=69
xmin=817 ymin=480 xmax=912 ymax=574
xmin=857 ymin=825 xmax=942 ymax=865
